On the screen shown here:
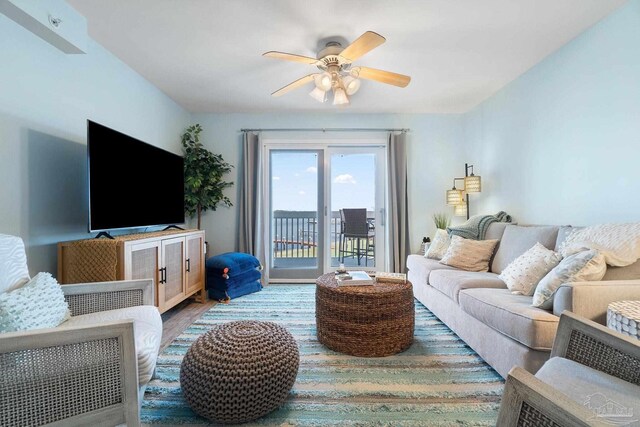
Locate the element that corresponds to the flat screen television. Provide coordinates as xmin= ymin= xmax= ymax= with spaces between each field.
xmin=87 ymin=120 xmax=184 ymax=232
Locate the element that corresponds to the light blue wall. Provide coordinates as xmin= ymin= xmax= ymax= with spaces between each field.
xmin=462 ymin=0 xmax=640 ymax=226
xmin=0 ymin=14 xmax=191 ymax=275
xmin=191 ymin=113 xmax=464 ymax=254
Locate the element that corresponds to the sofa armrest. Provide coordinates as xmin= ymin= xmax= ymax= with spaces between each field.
xmin=551 ymin=311 xmax=640 ymax=386
xmin=497 ymin=367 xmax=596 ymax=427
xmin=553 ymin=279 xmax=640 ymax=323
xmin=62 ymin=279 xmax=154 ymax=316
xmin=0 ymin=320 xmax=140 ymax=427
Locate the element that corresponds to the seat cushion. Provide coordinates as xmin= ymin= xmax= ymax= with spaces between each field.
xmin=458 ymin=288 xmax=559 ymax=350
xmin=429 ymin=270 xmax=506 ymax=303
xmin=62 ymin=305 xmax=162 ymax=386
xmin=491 ymin=225 xmax=559 ymax=274
xmin=406 ymin=255 xmax=459 ymax=287
xmin=536 ymin=357 xmax=640 ymax=419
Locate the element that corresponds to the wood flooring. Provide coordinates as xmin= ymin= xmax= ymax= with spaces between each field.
xmin=160 ymin=298 xmax=216 ymax=351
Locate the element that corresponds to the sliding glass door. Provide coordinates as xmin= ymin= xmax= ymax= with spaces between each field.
xmin=327 ymin=147 xmax=386 ymax=270
xmin=269 ymin=150 xmax=324 ymax=280
xmin=266 ymin=142 xmax=386 ymax=281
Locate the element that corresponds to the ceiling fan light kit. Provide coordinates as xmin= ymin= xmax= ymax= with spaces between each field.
xmin=264 ymin=31 xmax=411 ymax=106
xmin=309 ymin=86 xmax=328 ymax=103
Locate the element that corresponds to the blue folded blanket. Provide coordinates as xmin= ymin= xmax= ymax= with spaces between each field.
xmin=207 ymin=268 xmax=262 ymax=290
xmin=206 ymin=252 xmax=261 ymax=275
xmin=209 ymin=279 xmax=262 ymax=301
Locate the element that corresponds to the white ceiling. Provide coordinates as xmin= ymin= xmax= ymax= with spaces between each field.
xmin=67 ymin=0 xmax=625 ymax=114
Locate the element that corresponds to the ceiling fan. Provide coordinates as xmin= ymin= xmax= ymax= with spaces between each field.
xmin=263 ymin=31 xmax=411 ymax=105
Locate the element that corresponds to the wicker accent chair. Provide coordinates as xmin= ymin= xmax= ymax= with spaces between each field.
xmin=339 ymin=208 xmax=375 ymax=266
xmin=497 ymin=311 xmax=640 ymax=427
xmin=0 ymin=234 xmax=162 ymax=427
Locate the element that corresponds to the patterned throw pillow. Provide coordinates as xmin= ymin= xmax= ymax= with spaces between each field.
xmin=439 ymin=235 xmax=499 ymax=272
xmin=532 ymin=249 xmax=607 ymax=310
xmin=425 ymin=229 xmax=451 ymax=260
xmin=0 ymin=272 xmax=71 ymax=332
xmin=499 ymin=243 xmax=563 ymax=296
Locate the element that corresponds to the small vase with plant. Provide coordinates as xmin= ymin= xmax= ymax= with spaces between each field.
xmin=433 ymin=213 xmax=451 ymax=230
xmin=182 ymin=124 xmax=234 ymax=229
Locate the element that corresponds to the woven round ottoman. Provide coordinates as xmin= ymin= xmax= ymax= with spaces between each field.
xmin=180 ymin=320 xmax=299 ymax=424
xmin=316 ymin=273 xmax=415 ymax=357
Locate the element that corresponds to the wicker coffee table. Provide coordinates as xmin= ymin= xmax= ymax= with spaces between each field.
xmin=315 ymin=272 xmax=415 ymax=357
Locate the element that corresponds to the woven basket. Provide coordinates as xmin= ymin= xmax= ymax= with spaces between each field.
xmin=180 ymin=321 xmax=299 ymax=424
xmin=315 ymin=273 xmax=415 ymax=357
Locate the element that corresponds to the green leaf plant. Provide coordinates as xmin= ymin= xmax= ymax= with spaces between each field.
xmin=181 ymin=124 xmax=234 ymax=229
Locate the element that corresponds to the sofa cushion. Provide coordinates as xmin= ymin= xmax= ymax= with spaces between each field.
xmin=491 ymin=225 xmax=560 ymax=274
xmin=603 ymin=260 xmax=640 ymax=280
xmin=536 ymin=357 xmax=640 ymax=418
xmin=406 ymin=254 xmax=459 ymax=287
xmin=62 ymin=305 xmax=162 ymax=386
xmin=429 ymin=270 xmax=506 ymax=303
xmin=440 ymin=236 xmax=499 ymax=272
xmin=499 ymin=243 xmax=562 ymax=296
xmin=485 ymin=222 xmax=511 ymax=241
xmin=458 ymin=288 xmax=559 ymax=350
xmin=554 ymin=225 xmax=576 ymax=251
xmin=425 ymin=229 xmax=451 ymax=260
xmin=557 ymin=226 xmax=640 ymax=280
xmin=532 ymin=249 xmax=607 ymax=309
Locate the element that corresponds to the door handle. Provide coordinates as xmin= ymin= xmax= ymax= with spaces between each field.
xmin=186 ymin=258 xmax=191 ymax=272
xmin=380 ymin=208 xmax=385 ymax=227
xmin=159 ymin=267 xmax=166 ymax=284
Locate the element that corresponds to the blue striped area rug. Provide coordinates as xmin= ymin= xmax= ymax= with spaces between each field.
xmin=141 ymin=285 xmax=504 ymax=426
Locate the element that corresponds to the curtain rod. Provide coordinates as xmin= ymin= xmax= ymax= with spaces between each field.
xmin=240 ymin=127 xmax=409 ymax=133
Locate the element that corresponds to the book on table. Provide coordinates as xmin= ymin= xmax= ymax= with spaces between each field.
xmin=375 ymin=272 xmax=407 ymax=284
xmin=336 ymin=270 xmax=374 ymax=286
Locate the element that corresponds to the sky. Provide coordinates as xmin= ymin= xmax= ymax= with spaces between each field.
xmin=271 ymin=151 xmax=376 ymax=213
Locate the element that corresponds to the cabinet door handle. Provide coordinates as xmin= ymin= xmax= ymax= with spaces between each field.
xmin=186 ymin=258 xmax=191 ymax=272
xmin=159 ymin=267 xmax=166 ymax=284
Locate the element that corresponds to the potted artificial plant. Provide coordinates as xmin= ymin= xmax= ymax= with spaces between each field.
xmin=182 ymin=124 xmax=234 ymax=229
xmin=433 ymin=213 xmax=451 ymax=230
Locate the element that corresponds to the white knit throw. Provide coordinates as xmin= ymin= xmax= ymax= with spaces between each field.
xmin=561 ymin=223 xmax=640 ymax=267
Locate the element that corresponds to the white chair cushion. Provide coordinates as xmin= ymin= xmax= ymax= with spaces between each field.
xmin=0 ymin=234 xmax=30 ymax=293
xmin=62 ymin=305 xmax=162 ymax=386
xmin=536 ymin=357 xmax=640 ymax=420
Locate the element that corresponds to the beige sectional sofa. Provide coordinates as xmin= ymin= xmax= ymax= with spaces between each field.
xmin=407 ymin=223 xmax=640 ymax=378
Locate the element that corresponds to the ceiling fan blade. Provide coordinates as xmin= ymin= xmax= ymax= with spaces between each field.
xmin=353 ymin=66 xmax=411 ymax=88
xmin=263 ymin=51 xmax=320 ymax=65
xmin=271 ymin=74 xmax=317 ymax=97
xmin=339 ymin=31 xmax=386 ymax=62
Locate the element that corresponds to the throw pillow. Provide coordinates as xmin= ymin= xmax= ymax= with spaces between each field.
xmin=425 ymin=229 xmax=451 ymax=260
xmin=532 ymin=249 xmax=607 ymax=310
xmin=499 ymin=243 xmax=563 ymax=296
xmin=439 ymin=235 xmax=499 ymax=272
xmin=0 ymin=272 xmax=71 ymax=333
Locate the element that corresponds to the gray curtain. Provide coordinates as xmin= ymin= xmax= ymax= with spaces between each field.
xmin=388 ymin=132 xmax=410 ymax=272
xmin=238 ymin=132 xmax=268 ymax=282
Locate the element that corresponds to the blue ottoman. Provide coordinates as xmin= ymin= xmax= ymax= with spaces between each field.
xmin=206 ymin=252 xmax=262 ymax=301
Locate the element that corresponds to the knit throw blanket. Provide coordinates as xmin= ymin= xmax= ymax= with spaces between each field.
xmin=448 ymin=211 xmax=512 ymax=240
xmin=561 ymin=223 xmax=640 ymax=267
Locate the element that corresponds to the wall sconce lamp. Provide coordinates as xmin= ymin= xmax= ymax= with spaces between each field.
xmin=446 ymin=163 xmax=482 ymax=220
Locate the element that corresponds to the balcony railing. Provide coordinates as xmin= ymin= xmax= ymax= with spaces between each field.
xmin=272 ymin=210 xmax=373 ymax=260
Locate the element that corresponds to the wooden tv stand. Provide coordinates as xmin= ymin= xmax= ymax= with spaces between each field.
xmin=58 ymin=229 xmax=205 ymax=313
